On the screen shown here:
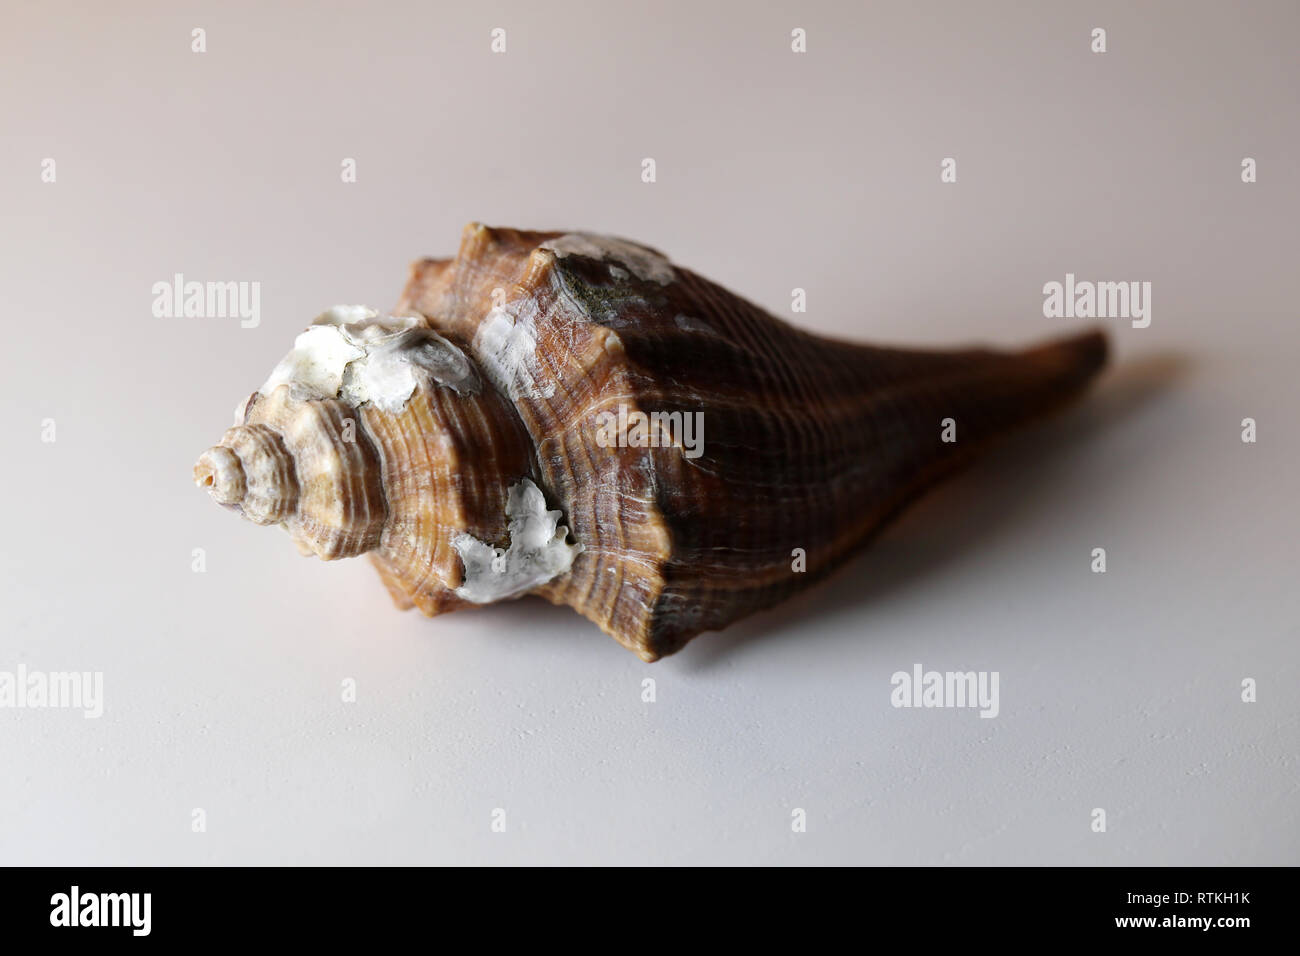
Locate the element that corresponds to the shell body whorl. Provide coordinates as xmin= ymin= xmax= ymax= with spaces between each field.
xmin=195 ymin=223 xmax=1109 ymax=660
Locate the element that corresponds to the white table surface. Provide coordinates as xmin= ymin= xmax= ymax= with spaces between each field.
xmin=1 ymin=0 xmax=1296 ymax=865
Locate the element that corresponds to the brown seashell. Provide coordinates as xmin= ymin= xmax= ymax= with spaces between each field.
xmin=194 ymin=223 xmax=1109 ymax=660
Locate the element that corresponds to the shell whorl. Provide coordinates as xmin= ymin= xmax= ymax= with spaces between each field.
xmin=194 ymin=303 xmax=574 ymax=607
xmin=194 ymin=424 xmax=297 ymax=523
xmin=393 ymin=224 xmax=1109 ymax=660
xmin=195 ymin=389 xmax=387 ymax=559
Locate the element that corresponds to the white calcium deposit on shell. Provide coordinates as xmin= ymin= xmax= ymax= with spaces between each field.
xmin=260 ymin=306 xmax=478 ymax=412
xmin=541 ymin=233 xmax=675 ymax=286
xmin=471 ymin=234 xmax=674 ymax=401
xmin=474 ymin=302 xmax=557 ymax=401
xmin=451 ymin=479 xmax=583 ymax=603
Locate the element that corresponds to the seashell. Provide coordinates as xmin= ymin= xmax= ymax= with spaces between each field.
xmin=195 ymin=223 xmax=1109 ymax=660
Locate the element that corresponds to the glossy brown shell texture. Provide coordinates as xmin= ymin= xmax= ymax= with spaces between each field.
xmin=197 ymin=223 xmax=1108 ymax=660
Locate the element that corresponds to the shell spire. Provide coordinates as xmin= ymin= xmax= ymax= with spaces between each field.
xmin=196 ymin=223 xmax=1109 ymax=660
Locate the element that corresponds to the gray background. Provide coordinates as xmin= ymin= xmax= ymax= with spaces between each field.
xmin=1 ymin=0 xmax=1296 ymax=864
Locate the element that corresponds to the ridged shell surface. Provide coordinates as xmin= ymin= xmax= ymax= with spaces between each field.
xmin=196 ymin=223 xmax=1109 ymax=660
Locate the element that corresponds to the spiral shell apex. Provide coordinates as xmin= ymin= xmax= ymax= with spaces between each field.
xmin=194 ymin=424 xmax=296 ymax=523
xmin=195 ymin=223 xmax=1109 ymax=660
xmin=196 ymin=387 xmax=387 ymax=559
